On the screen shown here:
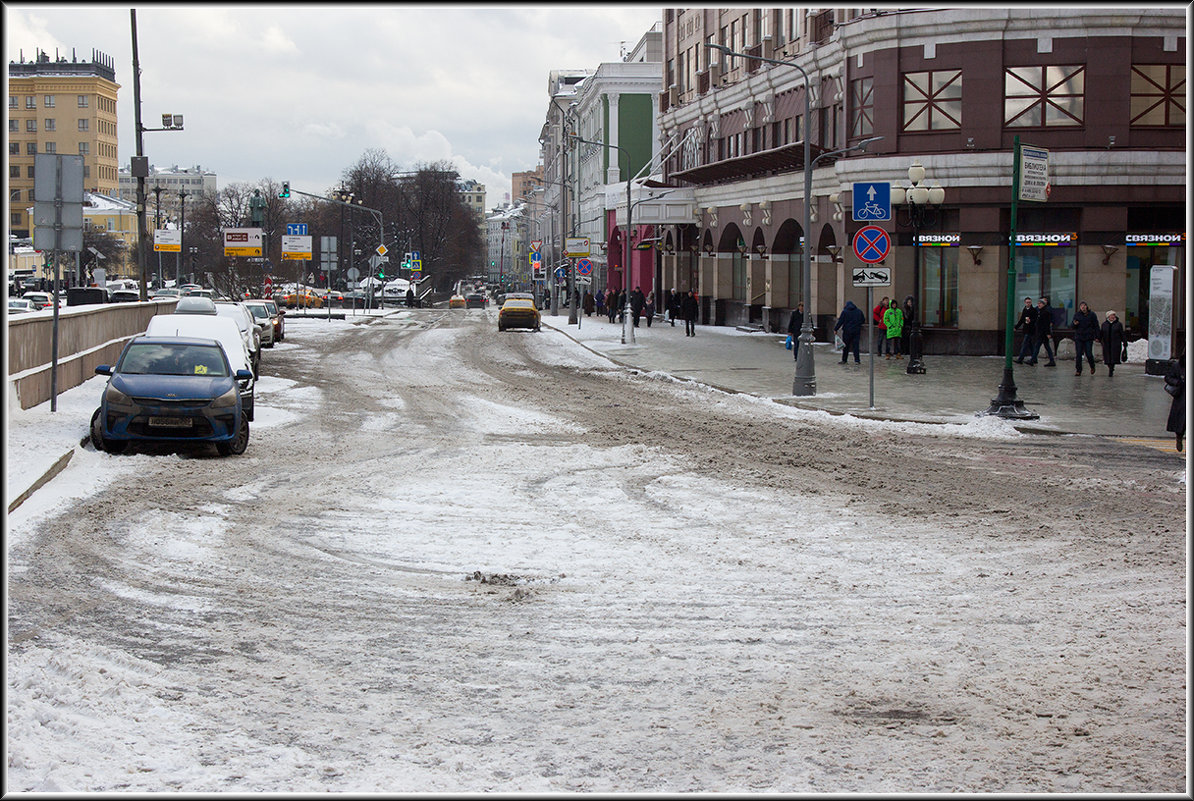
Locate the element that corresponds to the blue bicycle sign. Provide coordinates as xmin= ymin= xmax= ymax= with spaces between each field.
xmin=852 ymin=182 xmax=891 ymax=222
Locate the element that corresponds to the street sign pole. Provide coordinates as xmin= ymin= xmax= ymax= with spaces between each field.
xmin=981 ymin=135 xmax=1041 ymax=420
xmin=868 ymin=286 xmax=874 ymax=409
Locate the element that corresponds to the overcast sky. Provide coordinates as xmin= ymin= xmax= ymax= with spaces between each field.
xmin=5 ymin=3 xmax=662 ymax=205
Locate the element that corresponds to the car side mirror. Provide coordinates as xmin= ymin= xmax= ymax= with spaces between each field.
xmin=95 ymin=365 xmax=112 ymax=376
xmin=235 ymin=369 xmax=253 ymax=381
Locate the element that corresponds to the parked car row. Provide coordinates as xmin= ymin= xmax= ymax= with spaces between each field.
xmin=89 ymin=295 xmax=284 ymax=458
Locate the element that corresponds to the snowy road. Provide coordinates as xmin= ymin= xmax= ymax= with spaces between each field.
xmin=6 ymin=308 xmax=1187 ymax=793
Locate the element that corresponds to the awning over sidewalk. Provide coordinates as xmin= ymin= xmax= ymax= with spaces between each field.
xmin=670 ymin=141 xmax=833 ymax=185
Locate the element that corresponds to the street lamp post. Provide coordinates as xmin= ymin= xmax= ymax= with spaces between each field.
xmin=706 ymin=43 xmax=881 ymax=396
xmin=151 ymin=185 xmax=164 ymax=288
xmin=891 ymin=163 xmax=944 ymax=374
xmin=177 ymin=189 xmax=188 ymax=288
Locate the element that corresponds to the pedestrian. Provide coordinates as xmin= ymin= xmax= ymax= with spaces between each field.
xmin=607 ymin=289 xmax=617 ymax=323
xmin=901 ymin=295 xmax=916 ymax=355
xmin=405 ymin=287 xmax=415 ymax=308
xmin=681 ymin=289 xmax=698 ymax=336
xmin=583 ymin=290 xmax=595 ymax=317
xmin=595 ymin=288 xmax=605 ymax=317
xmin=872 ymin=295 xmax=888 ymax=356
xmin=833 ymin=300 xmax=865 ymax=364
xmin=1164 ymin=352 xmax=1185 ymax=452
xmin=630 ymin=286 xmax=645 ymax=327
xmin=1071 ymin=301 xmax=1100 ymax=374
xmin=1013 ymin=296 xmax=1037 ymax=363
xmin=1029 ymin=297 xmax=1056 ymax=366
xmin=1099 ymin=310 xmax=1126 ymax=376
xmin=787 ymin=302 xmax=804 ymax=361
xmin=667 ymin=289 xmax=678 ymax=326
xmin=883 ymin=299 xmax=904 ymax=359
xmin=645 ymin=290 xmax=655 ymax=327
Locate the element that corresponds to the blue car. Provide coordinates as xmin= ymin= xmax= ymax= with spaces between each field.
xmin=90 ymin=335 xmax=253 ymax=456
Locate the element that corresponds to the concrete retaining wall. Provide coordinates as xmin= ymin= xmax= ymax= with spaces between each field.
xmin=7 ymin=299 xmax=177 ymax=412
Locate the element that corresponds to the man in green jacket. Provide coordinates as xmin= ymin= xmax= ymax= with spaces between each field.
xmin=883 ymin=301 xmax=904 ymax=360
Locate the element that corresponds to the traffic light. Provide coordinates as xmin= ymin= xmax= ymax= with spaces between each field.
xmin=279 ymin=181 xmax=290 ymax=199
xmin=378 ymin=270 xmax=385 ymax=280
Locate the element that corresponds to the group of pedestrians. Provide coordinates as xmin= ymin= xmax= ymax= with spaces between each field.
xmin=1015 ymin=297 xmax=1127 ymax=376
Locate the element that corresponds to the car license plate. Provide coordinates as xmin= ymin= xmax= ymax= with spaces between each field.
xmin=148 ymin=416 xmax=193 ymax=428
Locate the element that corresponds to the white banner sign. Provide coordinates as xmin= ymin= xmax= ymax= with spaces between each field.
xmin=154 ymin=229 xmax=181 ymax=252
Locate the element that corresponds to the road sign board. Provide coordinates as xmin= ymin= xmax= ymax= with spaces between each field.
xmin=376 ymin=244 xmax=388 ymax=256
xmin=530 ymin=240 xmax=542 ymax=254
xmin=287 ymin=223 xmax=308 ymax=236
xmin=564 ymin=237 xmax=590 ymax=257
xmin=154 ymin=229 xmax=182 ymax=252
xmin=576 ymin=257 xmax=593 ymax=276
xmin=555 ymin=265 xmax=568 ymax=279
xmin=1019 ymin=144 xmax=1050 ymax=202
xmin=224 ymin=228 xmax=264 ymax=257
xmin=852 ymin=182 xmax=891 ymax=222
xmin=852 ymin=266 xmax=892 ymax=287
xmin=346 ymin=267 xmax=360 ymax=280
xmin=282 ymin=234 xmax=313 ymax=260
xmin=852 ymin=225 xmax=891 ymax=264
xmin=575 ymin=275 xmax=592 ymax=286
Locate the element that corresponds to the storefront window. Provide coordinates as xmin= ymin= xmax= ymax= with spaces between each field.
xmin=732 ymin=251 xmax=746 ymax=301
xmin=1015 ymin=246 xmax=1077 ymax=327
xmin=919 ymin=247 xmax=958 ymax=327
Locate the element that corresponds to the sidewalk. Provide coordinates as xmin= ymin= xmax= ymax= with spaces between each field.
xmin=544 ymin=312 xmax=1176 ymax=439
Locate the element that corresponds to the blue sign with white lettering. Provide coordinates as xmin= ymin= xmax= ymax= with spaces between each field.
xmin=286 ymin=223 xmax=308 ymax=236
xmin=852 ymin=182 xmax=891 ymax=222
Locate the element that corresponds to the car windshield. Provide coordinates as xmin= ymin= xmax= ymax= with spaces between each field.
xmin=117 ymin=342 xmax=229 ymax=377
xmin=504 ymin=300 xmax=535 ymax=310
xmin=246 ymin=305 xmax=269 ymax=319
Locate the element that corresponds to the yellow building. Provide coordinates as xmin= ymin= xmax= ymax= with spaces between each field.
xmin=8 ymin=49 xmax=120 ymax=238
xmin=83 ymin=192 xmax=139 ymax=277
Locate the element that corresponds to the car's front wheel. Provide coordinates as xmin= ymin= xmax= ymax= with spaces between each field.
xmin=217 ymin=419 xmax=249 ymax=457
xmin=90 ymin=408 xmax=127 ymax=454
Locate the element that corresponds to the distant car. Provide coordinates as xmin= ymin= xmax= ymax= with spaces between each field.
xmin=242 ymin=300 xmax=277 ymax=348
xmin=145 ymin=313 xmax=255 ymax=420
xmin=109 ymin=289 xmax=141 ymax=303
xmin=282 ymin=289 xmax=323 ymax=309
xmin=22 ymin=291 xmax=53 ymax=309
xmin=214 ymin=301 xmax=263 ymax=375
xmin=90 ymin=335 xmax=253 ymax=457
xmin=180 ymin=286 xmax=215 ymax=299
xmin=465 ymin=293 xmax=486 ymax=309
xmin=497 ymin=297 xmax=541 ymax=332
xmin=449 ymin=295 xmax=467 ymax=309
xmin=8 ymin=298 xmax=38 ymax=314
xmin=151 ymin=288 xmax=181 ymax=299
xmin=321 ymin=290 xmax=345 ymax=307
xmin=174 ymin=296 xmax=219 ymax=315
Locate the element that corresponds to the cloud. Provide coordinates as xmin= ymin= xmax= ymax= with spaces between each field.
xmin=3 ymin=4 xmax=662 ymax=199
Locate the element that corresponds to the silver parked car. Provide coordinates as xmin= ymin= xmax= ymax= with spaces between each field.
xmin=242 ymin=300 xmax=277 ymax=348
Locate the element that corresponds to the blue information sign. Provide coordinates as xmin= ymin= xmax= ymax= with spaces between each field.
xmin=852 ymin=182 xmax=891 ymax=222
xmin=286 ymin=223 xmax=308 ymax=236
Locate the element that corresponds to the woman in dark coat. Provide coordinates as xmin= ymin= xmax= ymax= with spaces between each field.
xmin=1099 ymin=310 xmax=1126 ymax=376
xmin=1165 ymin=353 xmax=1185 ymax=452
xmin=1071 ymin=301 xmax=1100 ymax=375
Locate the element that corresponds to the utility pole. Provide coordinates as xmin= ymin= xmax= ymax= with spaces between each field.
xmin=130 ymin=10 xmax=148 ymax=301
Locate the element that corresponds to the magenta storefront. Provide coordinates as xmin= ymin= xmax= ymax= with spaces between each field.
xmin=606 ymin=210 xmax=656 ymax=295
